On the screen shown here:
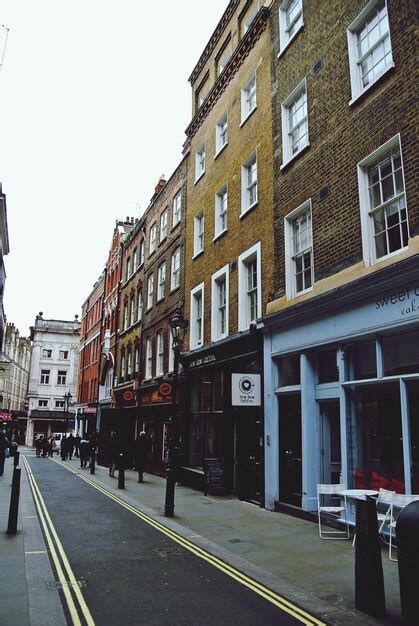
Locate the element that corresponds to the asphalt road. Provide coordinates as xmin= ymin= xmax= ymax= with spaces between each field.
xmin=26 ymin=456 xmax=305 ymax=626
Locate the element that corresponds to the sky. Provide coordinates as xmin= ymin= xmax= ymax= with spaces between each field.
xmin=0 ymin=0 xmax=227 ymax=338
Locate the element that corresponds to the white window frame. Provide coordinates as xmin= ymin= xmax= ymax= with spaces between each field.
xmin=123 ymin=303 xmax=128 ymax=330
xmin=278 ymin=0 xmax=304 ymax=56
xmin=193 ymin=211 xmax=205 ymax=257
xmin=145 ymin=337 xmax=153 ymax=380
xmin=284 ymin=199 xmax=314 ymax=299
xmin=137 ymin=289 xmax=143 ymax=322
xmin=157 ymin=262 xmax=166 ymax=301
xmin=215 ymin=112 xmax=228 ymax=156
xmin=241 ymin=151 xmax=258 ymax=216
xmin=127 ymin=350 xmax=132 ymax=376
xmin=55 ymin=400 xmax=64 ymax=408
xmin=42 ymin=349 xmax=52 ymax=359
xmin=149 ymin=223 xmax=157 ymax=255
xmin=172 ymin=191 xmax=182 ymax=227
xmin=347 ymin=0 xmax=394 ymax=106
xmin=147 ymin=274 xmax=154 ymax=311
xmin=171 ymin=247 xmax=181 ymax=290
xmin=57 ymin=370 xmax=67 ymax=385
xmin=357 ymin=134 xmax=408 ymax=266
xmin=134 ymin=345 xmax=140 ymax=372
xmin=211 ymin=264 xmax=229 ymax=342
xmin=238 ymin=242 xmax=262 ymax=331
xmin=281 ymin=78 xmax=309 ymax=168
xmin=214 ymin=184 xmax=228 ymax=239
xmin=195 ymin=143 xmax=206 ymax=182
xmin=130 ymin=297 xmax=135 ymax=326
xmin=240 ymin=72 xmax=257 ymax=125
xmin=125 ymin=256 xmax=131 ymax=281
xmin=156 ymin=330 xmax=164 ymax=376
xmin=190 ymin=282 xmax=204 ymax=350
xmin=139 ymin=240 xmax=145 ymax=266
xmin=120 ymin=353 xmax=125 ymax=379
xmin=38 ymin=399 xmax=48 ymax=407
xmin=59 ymin=350 xmax=68 ymax=360
xmin=217 ymin=38 xmax=232 ymax=76
xmin=168 ymin=330 xmax=175 ymax=373
xmin=160 ymin=209 xmax=168 ymax=242
xmin=242 ymin=1 xmax=260 ymax=35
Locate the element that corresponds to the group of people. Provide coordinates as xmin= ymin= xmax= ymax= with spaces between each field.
xmin=35 ymin=435 xmax=57 ymax=457
xmin=34 ymin=432 xmax=98 ymax=470
xmin=108 ymin=431 xmax=150 ymax=483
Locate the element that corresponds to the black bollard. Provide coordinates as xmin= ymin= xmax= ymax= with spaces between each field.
xmin=118 ymin=454 xmax=125 ymax=489
xmin=13 ymin=451 xmax=20 ymax=468
xmin=90 ymin=448 xmax=96 ymax=475
xmin=7 ymin=467 xmax=21 ymax=535
xmin=354 ymin=495 xmax=386 ymax=619
xmin=396 ymin=500 xmax=419 ymax=625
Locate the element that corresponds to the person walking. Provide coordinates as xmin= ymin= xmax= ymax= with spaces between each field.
xmin=47 ymin=436 xmax=54 ymax=457
xmin=79 ymin=437 xmax=90 ymax=469
xmin=67 ymin=433 xmax=75 ymax=460
xmin=134 ymin=431 xmax=150 ymax=483
xmin=74 ymin=434 xmax=81 ymax=458
xmin=108 ymin=432 xmax=119 ymax=478
xmin=0 ymin=429 xmax=9 ymax=476
xmin=35 ymin=436 xmax=43 ymax=458
xmin=60 ymin=435 xmax=68 ymax=460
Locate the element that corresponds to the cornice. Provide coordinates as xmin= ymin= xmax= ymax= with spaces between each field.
xmin=188 ymin=0 xmax=240 ymax=84
xmin=186 ymin=7 xmax=270 ymax=140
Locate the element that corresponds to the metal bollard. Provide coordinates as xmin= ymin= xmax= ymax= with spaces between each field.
xmin=13 ymin=451 xmax=20 ymax=468
xmin=7 ymin=467 xmax=21 ymax=535
xmin=90 ymin=448 xmax=96 ymax=475
xmin=396 ymin=500 xmax=419 ymax=625
xmin=118 ymin=454 xmax=125 ymax=489
xmin=354 ymin=495 xmax=386 ymax=619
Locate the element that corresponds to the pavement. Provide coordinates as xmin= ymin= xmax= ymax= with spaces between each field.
xmin=0 ymin=448 xmax=404 ymax=625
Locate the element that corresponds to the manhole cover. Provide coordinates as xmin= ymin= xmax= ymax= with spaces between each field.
xmin=153 ymin=545 xmax=186 ymax=558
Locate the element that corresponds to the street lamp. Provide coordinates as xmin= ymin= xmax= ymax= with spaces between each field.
xmin=164 ymin=308 xmax=187 ymax=517
xmin=63 ymin=391 xmax=72 ymax=437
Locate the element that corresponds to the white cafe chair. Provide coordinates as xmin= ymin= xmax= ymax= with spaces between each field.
xmin=317 ymin=483 xmax=349 ymax=540
xmin=376 ymin=488 xmax=395 ymax=534
xmin=387 ymin=494 xmax=419 ymax=561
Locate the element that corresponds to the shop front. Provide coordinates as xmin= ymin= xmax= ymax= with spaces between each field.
xmin=182 ymin=331 xmax=264 ymax=505
xmin=98 ymin=384 xmax=137 ymax=467
xmin=263 ymin=257 xmax=419 ymax=513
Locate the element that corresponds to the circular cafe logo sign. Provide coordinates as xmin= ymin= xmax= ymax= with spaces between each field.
xmin=123 ymin=390 xmax=134 ymax=402
xmin=239 ymin=376 xmax=255 ymax=394
xmin=159 ymin=382 xmax=172 ymax=397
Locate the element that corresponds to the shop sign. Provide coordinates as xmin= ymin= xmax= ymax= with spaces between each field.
xmin=375 ymin=284 xmax=419 ymax=318
xmin=141 ymin=387 xmax=172 ymax=405
xmin=231 ymin=374 xmax=261 ymax=406
xmin=159 ymin=382 xmax=172 ymax=397
xmin=204 ymin=458 xmax=225 ymax=495
xmin=114 ymin=387 xmax=137 ymax=408
xmin=189 ymin=354 xmax=216 ymax=369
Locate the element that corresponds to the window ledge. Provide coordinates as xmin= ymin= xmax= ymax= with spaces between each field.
xmin=213 ymin=229 xmax=228 ymax=243
xmin=214 ymin=143 xmax=228 ymax=160
xmin=156 ymin=297 xmax=164 ymax=304
xmin=149 ymin=249 xmax=156 ymax=257
xmin=372 ymin=245 xmax=409 ymax=266
xmin=170 ymin=285 xmax=180 ymax=294
xmin=240 ymin=201 xmax=258 ymax=219
xmin=349 ymin=63 xmax=395 ymax=107
xmin=171 ymin=221 xmax=180 ymax=231
xmin=194 ymin=171 xmax=205 ymax=185
xmin=280 ymin=142 xmax=310 ymax=170
xmin=240 ymin=105 xmax=257 ymax=128
xmin=277 ymin=23 xmax=304 ymax=58
xmin=192 ymin=250 xmax=204 ymax=260
xmin=159 ymin=236 xmax=167 ymax=246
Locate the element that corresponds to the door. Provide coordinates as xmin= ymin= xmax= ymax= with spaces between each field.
xmin=235 ymin=414 xmax=263 ymax=504
xmin=279 ymin=394 xmax=302 ymax=507
xmin=319 ymin=400 xmax=341 ymax=485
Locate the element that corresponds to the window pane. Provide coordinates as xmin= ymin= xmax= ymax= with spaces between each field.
xmin=408 ymin=381 xmax=419 ymax=492
xmin=201 ymin=373 xmax=212 ymax=412
xmin=190 ymin=415 xmax=205 ymax=467
xmin=213 ymin=371 xmax=224 ymax=411
xmin=278 ymin=355 xmax=300 ymax=386
xmin=318 ymin=349 xmax=339 ymax=383
xmin=348 ymin=341 xmax=377 ymax=380
xmin=383 ymin=329 xmax=419 ymax=376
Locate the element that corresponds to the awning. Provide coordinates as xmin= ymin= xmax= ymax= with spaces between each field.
xmin=0 ymin=411 xmax=12 ymax=422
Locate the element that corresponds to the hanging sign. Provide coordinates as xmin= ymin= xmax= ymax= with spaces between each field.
xmin=231 ymin=373 xmax=261 ymax=406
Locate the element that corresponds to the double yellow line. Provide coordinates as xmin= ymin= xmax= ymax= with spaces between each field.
xmin=51 ymin=457 xmax=325 ymax=626
xmin=22 ymin=456 xmax=95 ymax=626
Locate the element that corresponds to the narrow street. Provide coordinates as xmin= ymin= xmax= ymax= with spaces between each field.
xmin=23 ymin=453 xmax=320 ymax=626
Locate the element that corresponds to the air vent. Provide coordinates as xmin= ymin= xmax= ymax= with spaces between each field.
xmin=312 ymin=58 xmax=323 ymax=75
xmin=319 ymin=185 xmax=330 ymax=201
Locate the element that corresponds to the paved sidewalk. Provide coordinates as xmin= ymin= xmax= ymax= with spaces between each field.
xmin=1 ymin=449 xmax=403 ymax=625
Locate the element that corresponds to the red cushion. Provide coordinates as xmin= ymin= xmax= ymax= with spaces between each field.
xmin=390 ymin=479 xmax=405 ymax=494
xmin=354 ymin=469 xmax=367 ymax=489
xmin=370 ymin=471 xmax=391 ymax=491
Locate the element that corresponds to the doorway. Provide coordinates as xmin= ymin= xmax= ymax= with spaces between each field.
xmin=279 ymin=394 xmax=302 ymax=507
xmin=319 ymin=400 xmax=341 ymax=485
xmin=235 ymin=414 xmax=263 ymax=504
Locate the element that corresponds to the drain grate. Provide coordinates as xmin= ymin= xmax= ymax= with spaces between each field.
xmin=46 ymin=579 xmax=87 ymax=590
xmin=227 ymin=539 xmax=243 ymax=544
xmin=153 ymin=545 xmax=186 ymax=558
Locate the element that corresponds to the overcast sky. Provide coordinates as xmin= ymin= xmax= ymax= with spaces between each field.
xmin=0 ymin=0 xmax=227 ymax=337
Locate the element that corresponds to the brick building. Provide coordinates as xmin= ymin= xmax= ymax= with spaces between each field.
xmin=76 ymin=272 xmax=105 ymax=437
xmin=181 ymin=0 xmax=275 ymax=503
xmin=263 ymin=0 xmax=419 ymax=512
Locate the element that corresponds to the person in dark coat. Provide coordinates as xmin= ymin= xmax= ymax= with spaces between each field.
xmin=134 ymin=431 xmax=150 ymax=483
xmin=79 ymin=438 xmax=90 ymax=469
xmin=66 ymin=434 xmax=75 ymax=460
xmin=74 ymin=434 xmax=81 ymax=458
xmin=35 ymin=436 xmax=43 ymax=457
xmin=60 ymin=435 xmax=68 ymax=460
xmin=0 ymin=430 xmax=9 ymax=476
xmin=108 ymin=432 xmax=119 ymax=478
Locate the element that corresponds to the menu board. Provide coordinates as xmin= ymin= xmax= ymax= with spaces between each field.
xmin=204 ymin=458 xmax=225 ymax=496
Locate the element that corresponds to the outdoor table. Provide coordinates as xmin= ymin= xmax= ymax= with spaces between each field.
xmin=338 ymin=489 xmax=379 ymax=527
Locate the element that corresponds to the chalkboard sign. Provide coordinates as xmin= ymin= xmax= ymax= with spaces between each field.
xmin=204 ymin=458 xmax=225 ymax=496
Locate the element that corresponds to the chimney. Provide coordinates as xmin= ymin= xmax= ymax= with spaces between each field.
xmin=154 ymin=175 xmax=166 ymax=196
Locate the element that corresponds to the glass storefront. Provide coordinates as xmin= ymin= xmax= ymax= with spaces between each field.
xmin=189 ymin=370 xmax=223 ymax=468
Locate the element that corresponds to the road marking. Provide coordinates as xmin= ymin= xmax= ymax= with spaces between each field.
xmin=52 ymin=458 xmax=325 ymax=626
xmin=22 ymin=456 xmax=95 ymax=626
xmin=25 ymin=550 xmax=47 ymax=554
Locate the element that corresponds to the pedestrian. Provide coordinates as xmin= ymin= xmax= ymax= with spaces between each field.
xmin=60 ymin=435 xmax=68 ymax=460
xmin=47 ymin=436 xmax=54 ymax=457
xmin=0 ymin=429 xmax=9 ymax=476
xmin=67 ymin=433 xmax=75 ymax=460
xmin=35 ymin=436 xmax=43 ymax=458
xmin=42 ymin=436 xmax=50 ymax=457
xmin=134 ymin=431 xmax=150 ymax=483
xmin=79 ymin=437 xmax=90 ymax=469
xmin=74 ymin=434 xmax=81 ymax=458
xmin=108 ymin=432 xmax=119 ymax=478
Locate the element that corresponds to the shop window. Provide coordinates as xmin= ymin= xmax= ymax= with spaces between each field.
xmin=408 ymin=381 xmax=419 ymax=493
xmin=201 ymin=373 xmax=212 ymax=412
xmin=213 ymin=371 xmax=224 ymax=412
xmin=278 ymin=355 xmax=300 ymax=386
xmin=318 ymin=349 xmax=338 ymax=383
xmin=348 ymin=341 xmax=376 ymax=380
xmin=383 ymin=329 xmax=419 ymax=376
xmin=189 ymin=370 xmax=224 ymax=413
xmin=190 ymin=415 xmax=205 ymax=467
